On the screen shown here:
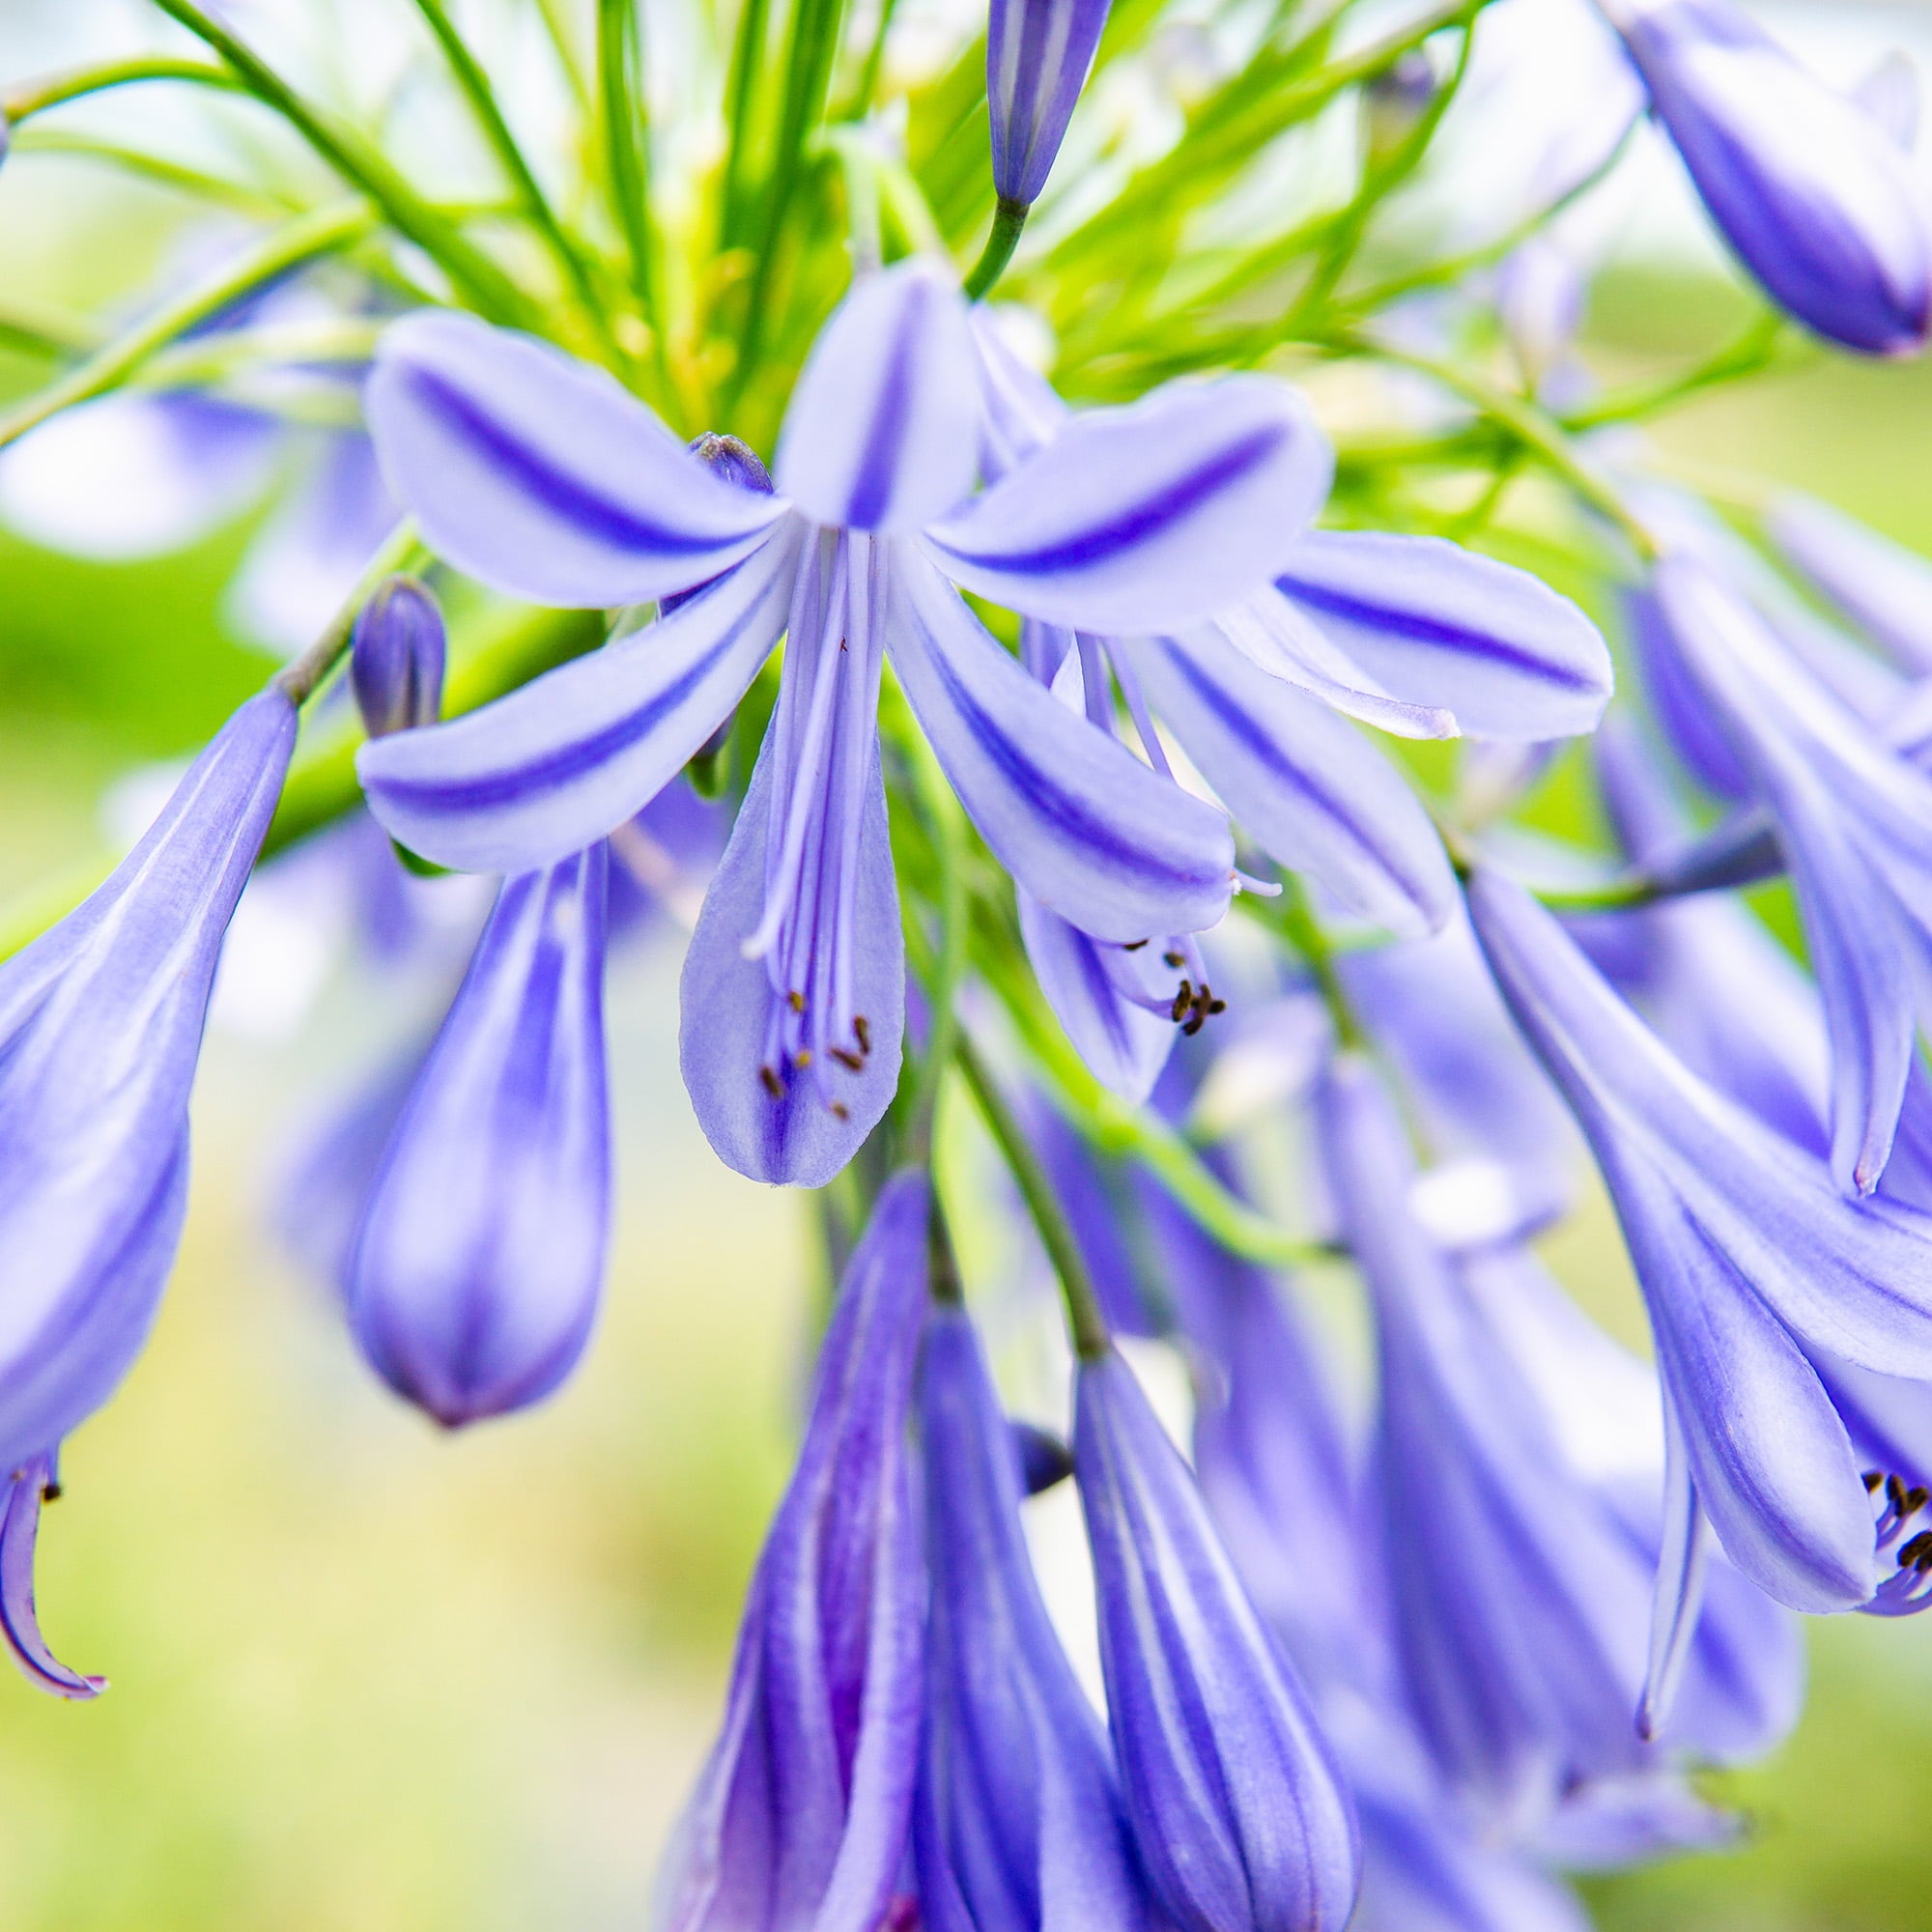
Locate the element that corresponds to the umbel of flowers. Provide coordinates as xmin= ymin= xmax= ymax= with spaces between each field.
xmin=0 ymin=0 xmax=1928 ymax=1919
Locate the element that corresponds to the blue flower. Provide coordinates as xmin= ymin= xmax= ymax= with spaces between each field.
xmin=1640 ymin=553 xmax=1932 ymax=1195
xmin=1599 ymin=0 xmax=1931 ymax=355
xmin=1465 ymin=865 xmax=1932 ymax=1617
xmin=0 ymin=688 xmax=295 ymax=1471
xmin=345 ymin=844 xmax=611 ymax=1427
xmin=655 ymin=1171 xmax=929 ymax=1932
xmin=988 ymin=0 xmax=1114 ymax=208
xmin=1074 ymin=1344 xmax=1361 ymax=1932
xmin=355 ymin=263 xmax=1318 ymax=1181
xmin=915 ymin=1303 xmax=1153 ymax=1929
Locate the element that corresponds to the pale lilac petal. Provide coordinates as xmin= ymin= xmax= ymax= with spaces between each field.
xmin=1017 ymin=891 xmax=1178 ymax=1102
xmin=924 ymin=377 xmax=1332 ymax=633
xmin=0 ymin=1457 xmax=105 ymax=1701
xmin=1273 ymin=531 xmax=1613 ymax=741
xmin=366 ymin=310 xmax=787 ymax=605
xmin=357 ymin=531 xmax=798 ymax=873
xmin=347 ymin=846 xmax=611 ymax=1427
xmin=677 ymin=726 xmax=903 ymax=1187
xmin=1123 ymin=630 xmax=1456 ymax=939
xmin=888 ymin=550 xmax=1235 ymax=941
xmin=1768 ymin=490 xmax=1932 ymax=677
xmin=0 ymin=690 xmax=295 ymax=1467
xmin=775 ymin=263 xmax=981 ymax=533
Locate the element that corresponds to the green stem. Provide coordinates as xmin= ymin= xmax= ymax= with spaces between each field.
xmin=0 ymin=200 xmax=376 ymax=452
xmin=410 ymin=0 xmax=622 ymax=360
xmin=0 ymin=300 xmax=100 ymax=361
xmin=148 ymin=0 xmax=540 ymax=328
xmin=598 ymin=0 xmax=657 ymax=324
xmin=1274 ymin=874 xmax=1367 ymax=1047
xmin=0 ymin=55 xmax=237 ymax=121
xmin=274 ymin=520 xmax=428 ymax=705
xmin=954 ymin=1030 xmax=1112 ymax=1360
xmin=1329 ymin=329 xmax=1659 ymax=562
xmin=1559 ymin=312 xmax=1795 ymax=432
xmin=854 ymin=0 xmax=903 ymax=112
xmin=963 ymin=197 xmax=1028 ymax=300
xmin=9 ymin=127 xmax=301 ymax=213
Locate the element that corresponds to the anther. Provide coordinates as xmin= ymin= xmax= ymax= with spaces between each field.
xmin=1889 ymin=1474 xmax=1910 ymax=1515
xmin=830 ymin=1046 xmax=865 ymax=1072
xmin=854 ymin=1015 xmax=871 ymax=1055
xmin=1163 ymin=951 xmax=1185 ymax=969
xmin=830 ymin=1100 xmax=851 ymax=1121
xmin=1900 ymin=1530 xmax=1932 ymax=1569
xmin=759 ymin=1065 xmax=784 ymax=1099
xmin=1866 ymin=1470 xmax=1885 ymax=1492
xmin=794 ymin=1049 xmax=812 ymax=1068
xmin=1905 ymin=1486 xmax=1928 ymax=1519
xmin=787 ymin=989 xmax=806 ymax=1013
xmin=1123 ymin=939 xmax=1150 ymax=952
xmin=1171 ymin=984 xmax=1192 ymax=1024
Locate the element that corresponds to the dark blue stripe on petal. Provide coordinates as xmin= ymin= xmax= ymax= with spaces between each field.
xmin=842 ymin=282 xmax=927 ymax=530
xmin=1274 ymin=574 xmax=1601 ymax=690
xmin=923 ymin=626 xmax=1225 ymax=896
xmin=1160 ymin=643 xmax=1437 ymax=905
xmin=941 ymin=425 xmax=1286 ymax=577
xmin=374 ymin=591 xmax=775 ymax=812
xmin=404 ymin=364 xmax=732 ymax=560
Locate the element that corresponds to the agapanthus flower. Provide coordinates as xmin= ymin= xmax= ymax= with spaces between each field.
xmin=350 ymin=573 xmax=447 ymax=738
xmin=1 ymin=1454 xmax=103 ymax=1700
xmin=345 ymin=843 xmax=611 ymax=1427
xmin=968 ymin=316 xmax=1608 ymax=1097
xmin=0 ymin=686 xmax=295 ymax=1470
xmin=1640 ymin=553 xmax=1932 ymax=1195
xmin=654 ymin=1170 xmax=928 ymax=1932
xmin=1464 ymin=866 xmax=1932 ymax=1620
xmin=355 ymin=262 xmax=1320 ymax=1181
xmin=989 ymin=0 xmax=1114 ymax=208
xmin=1596 ymin=0 xmax=1932 ymax=355
xmin=915 ymin=1302 xmax=1152 ymax=1929
xmin=1074 ymin=1344 xmax=1361 ymax=1932
xmin=1766 ymin=489 xmax=1932 ymax=678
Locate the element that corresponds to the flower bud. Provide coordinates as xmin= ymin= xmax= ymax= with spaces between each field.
xmin=989 ymin=0 xmax=1116 ymax=206
xmin=350 ymin=574 xmax=445 ymax=738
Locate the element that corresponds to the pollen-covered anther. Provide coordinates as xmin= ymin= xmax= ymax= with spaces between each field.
xmin=1171 ymin=980 xmax=1193 ymax=1024
xmin=829 ymin=1046 xmax=865 ymax=1072
xmin=788 ymin=989 xmax=806 ymax=1013
xmin=853 ymin=1014 xmax=871 ymax=1055
xmin=759 ymin=1064 xmax=785 ymax=1099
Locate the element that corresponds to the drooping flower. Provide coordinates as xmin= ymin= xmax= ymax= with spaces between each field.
xmin=1640 ymin=552 xmax=1932 ymax=1195
xmin=1766 ymin=489 xmax=1932 ymax=678
xmin=1 ymin=1455 xmax=104 ymax=1701
xmin=1596 ymin=0 xmax=1932 ymax=355
xmin=989 ymin=0 xmax=1114 ymax=208
xmin=350 ymin=573 xmax=447 ymax=738
xmin=356 ymin=263 xmax=1314 ymax=1181
xmin=915 ymin=1303 xmax=1153 ymax=1929
xmin=345 ymin=842 xmax=611 ymax=1428
xmin=655 ymin=1170 xmax=928 ymax=1932
xmin=1074 ymin=1344 xmax=1361 ymax=1932
xmin=0 ymin=687 xmax=295 ymax=1469
xmin=1464 ymin=865 xmax=1932 ymax=1618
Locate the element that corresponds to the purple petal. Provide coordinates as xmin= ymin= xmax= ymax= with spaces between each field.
xmin=1075 ymin=1350 xmax=1361 ymax=1932
xmin=0 ymin=690 xmax=295 ymax=1467
xmin=775 ymin=263 xmax=981 ymax=533
xmin=1273 ymin=530 xmax=1613 ymax=742
xmin=357 ymin=532 xmax=798 ymax=873
xmin=677 ymin=723 xmax=904 ymax=1187
xmin=1768 ymin=490 xmax=1932 ymax=678
xmin=657 ymin=1172 xmax=928 ymax=1932
xmin=0 ymin=1457 xmax=105 ymax=1700
xmin=988 ymin=0 xmax=1115 ymax=203
xmin=924 ymin=377 xmax=1332 ymax=633
xmin=346 ymin=845 xmax=611 ymax=1427
xmin=365 ymin=310 xmax=787 ymax=605
xmin=1017 ymin=891 xmax=1178 ymax=1102
xmin=1123 ymin=630 xmax=1456 ymax=939
xmin=1604 ymin=0 xmax=1931 ymax=354
xmin=888 ymin=551 xmax=1235 ymax=941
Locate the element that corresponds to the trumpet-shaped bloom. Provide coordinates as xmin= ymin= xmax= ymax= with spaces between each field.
xmin=989 ymin=0 xmax=1114 ymax=206
xmin=1 ymin=1455 xmax=104 ymax=1700
xmin=351 ymin=574 xmax=447 ymax=737
xmin=915 ymin=1305 xmax=1152 ymax=1930
xmin=1074 ymin=1346 xmax=1361 ymax=1932
xmin=1598 ymin=0 xmax=1931 ymax=354
xmin=345 ymin=844 xmax=611 ymax=1427
xmin=1643 ymin=554 xmax=1932 ymax=1196
xmin=0 ymin=688 xmax=295 ymax=1468
xmin=1465 ymin=866 xmax=1932 ymax=1616
xmin=356 ymin=265 xmax=1320 ymax=1179
xmin=655 ymin=1170 xmax=928 ymax=1932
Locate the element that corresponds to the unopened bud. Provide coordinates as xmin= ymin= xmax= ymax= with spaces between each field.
xmin=351 ymin=575 xmax=445 ymax=738
xmin=1363 ymin=48 xmax=1437 ymax=171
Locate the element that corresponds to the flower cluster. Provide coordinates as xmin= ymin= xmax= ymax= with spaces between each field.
xmin=1 ymin=0 xmax=1931 ymax=1917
